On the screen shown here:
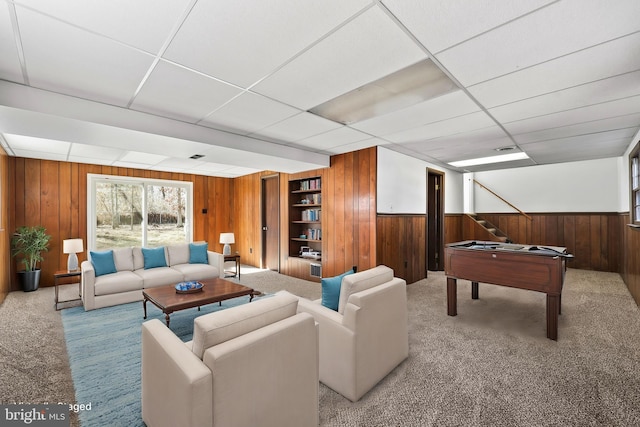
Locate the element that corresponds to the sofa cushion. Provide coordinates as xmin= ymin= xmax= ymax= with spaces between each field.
xmin=191 ymin=291 xmax=297 ymax=359
xmin=94 ymin=271 xmax=143 ymax=295
xmin=113 ymin=247 xmax=134 ymax=272
xmin=135 ymin=267 xmax=183 ymax=288
xmin=189 ymin=243 xmax=208 ymax=264
xmin=142 ymin=247 xmax=167 ymax=269
xmin=171 ymin=263 xmax=218 ymax=282
xmin=133 ymin=247 xmax=144 ymax=271
xmin=338 ymin=265 xmax=394 ymax=314
xmin=90 ymin=250 xmax=117 ymax=277
xmin=167 ymin=244 xmax=189 ymax=266
xmin=321 ymin=269 xmax=354 ymax=311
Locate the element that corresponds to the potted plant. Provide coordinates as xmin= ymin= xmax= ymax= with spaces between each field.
xmin=11 ymin=225 xmax=51 ymax=292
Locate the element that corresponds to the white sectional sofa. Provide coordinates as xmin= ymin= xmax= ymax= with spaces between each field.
xmin=81 ymin=243 xmax=224 ymax=311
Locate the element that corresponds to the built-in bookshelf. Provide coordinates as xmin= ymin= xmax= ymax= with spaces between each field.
xmin=289 ymin=177 xmax=322 ymax=272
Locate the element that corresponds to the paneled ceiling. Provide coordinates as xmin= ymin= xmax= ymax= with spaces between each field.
xmin=0 ymin=0 xmax=639 ymax=176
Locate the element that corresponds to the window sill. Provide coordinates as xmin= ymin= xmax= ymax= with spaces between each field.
xmin=626 ymin=223 xmax=640 ymax=229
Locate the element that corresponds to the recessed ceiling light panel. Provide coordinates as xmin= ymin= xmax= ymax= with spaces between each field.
xmin=309 ymin=59 xmax=458 ymax=125
xmin=448 ymin=152 xmax=529 ymax=168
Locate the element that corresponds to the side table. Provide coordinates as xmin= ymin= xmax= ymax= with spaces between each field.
xmin=54 ymin=270 xmax=82 ymax=310
xmin=223 ymin=254 xmax=241 ymax=279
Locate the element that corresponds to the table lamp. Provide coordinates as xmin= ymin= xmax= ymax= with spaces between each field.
xmin=219 ymin=233 xmax=235 ymax=256
xmin=63 ymin=238 xmax=84 ymax=271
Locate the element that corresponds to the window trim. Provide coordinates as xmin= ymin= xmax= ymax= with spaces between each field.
xmin=630 ymin=141 xmax=640 ymax=226
xmin=87 ymin=173 xmax=194 ymax=251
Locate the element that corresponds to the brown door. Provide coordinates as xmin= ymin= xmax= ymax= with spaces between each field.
xmin=427 ymin=169 xmax=444 ymax=271
xmin=261 ymin=175 xmax=280 ymax=271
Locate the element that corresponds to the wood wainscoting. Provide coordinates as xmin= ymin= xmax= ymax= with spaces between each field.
xmin=621 ymin=213 xmax=640 ymax=305
xmin=376 ymin=214 xmax=426 ymax=284
xmin=8 ymin=157 xmax=234 ymax=290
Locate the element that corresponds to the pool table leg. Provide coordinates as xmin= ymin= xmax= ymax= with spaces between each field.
xmin=546 ymin=294 xmax=559 ymax=341
xmin=447 ymin=277 xmax=457 ymax=316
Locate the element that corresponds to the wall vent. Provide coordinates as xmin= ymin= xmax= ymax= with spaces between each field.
xmin=310 ymin=263 xmax=322 ymax=278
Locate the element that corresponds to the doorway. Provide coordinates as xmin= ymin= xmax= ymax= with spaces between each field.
xmin=261 ymin=175 xmax=280 ymax=271
xmin=427 ymin=169 xmax=445 ymax=271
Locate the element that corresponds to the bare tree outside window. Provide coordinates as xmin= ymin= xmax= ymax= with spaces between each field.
xmin=91 ymin=176 xmax=191 ymax=250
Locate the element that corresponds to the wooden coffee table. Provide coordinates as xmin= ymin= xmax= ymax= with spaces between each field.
xmin=142 ymin=277 xmax=255 ymax=327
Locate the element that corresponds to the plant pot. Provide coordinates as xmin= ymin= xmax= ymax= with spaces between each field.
xmin=17 ymin=269 xmax=41 ymax=292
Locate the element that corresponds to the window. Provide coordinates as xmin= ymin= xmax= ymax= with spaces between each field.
xmin=631 ymin=141 xmax=640 ymax=225
xmin=88 ymin=174 xmax=193 ymax=250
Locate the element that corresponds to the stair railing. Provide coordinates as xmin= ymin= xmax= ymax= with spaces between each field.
xmin=473 ymin=179 xmax=532 ymax=221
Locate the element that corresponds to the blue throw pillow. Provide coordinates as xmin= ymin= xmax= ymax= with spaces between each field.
xmin=189 ymin=243 xmax=208 ymax=264
xmin=321 ymin=269 xmax=355 ymax=311
xmin=142 ymin=247 xmax=167 ymax=269
xmin=90 ymin=250 xmax=117 ymax=277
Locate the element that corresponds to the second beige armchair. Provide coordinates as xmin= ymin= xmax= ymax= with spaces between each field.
xmin=297 ymin=265 xmax=409 ymax=402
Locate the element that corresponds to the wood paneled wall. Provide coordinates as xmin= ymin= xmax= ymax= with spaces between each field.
xmin=477 ymin=213 xmax=622 ymax=272
xmin=232 ymin=171 xmax=279 ymax=268
xmin=621 ymin=214 xmax=640 ymax=305
xmin=8 ymin=158 xmax=233 ymax=290
xmin=376 ymin=215 xmax=426 ymax=283
xmin=444 ymin=214 xmax=464 ymax=244
xmin=322 ymin=148 xmax=377 ymax=277
xmin=0 ymin=146 xmax=10 ymax=303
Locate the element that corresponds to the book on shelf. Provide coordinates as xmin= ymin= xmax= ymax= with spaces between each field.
xmin=301 ymin=209 xmax=321 ymax=222
xmin=299 ymin=178 xmax=321 ymax=191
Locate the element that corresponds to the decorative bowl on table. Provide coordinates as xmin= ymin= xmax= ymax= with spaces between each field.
xmin=175 ymin=281 xmax=204 ymax=294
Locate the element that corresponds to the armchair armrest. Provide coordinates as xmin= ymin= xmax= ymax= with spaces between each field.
xmin=207 ymin=250 xmax=225 ymax=278
xmin=80 ymin=260 xmax=96 ymax=311
xmin=296 ymin=297 xmax=356 ymax=399
xmin=141 ymin=319 xmax=213 ymax=427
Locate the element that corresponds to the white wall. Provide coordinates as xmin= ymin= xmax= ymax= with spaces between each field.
xmin=472 ymin=157 xmax=621 ymax=213
xmin=619 ymin=128 xmax=640 ymax=212
xmin=377 ymin=146 xmax=464 ymax=214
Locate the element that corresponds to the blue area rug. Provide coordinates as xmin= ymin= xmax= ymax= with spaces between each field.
xmin=61 ymin=295 xmax=257 ymax=427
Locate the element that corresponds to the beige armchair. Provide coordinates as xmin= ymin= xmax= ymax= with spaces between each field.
xmin=141 ymin=291 xmax=319 ymax=427
xmin=297 ymin=265 xmax=408 ymax=402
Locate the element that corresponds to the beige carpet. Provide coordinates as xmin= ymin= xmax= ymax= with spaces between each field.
xmin=1 ymin=268 xmax=639 ymax=426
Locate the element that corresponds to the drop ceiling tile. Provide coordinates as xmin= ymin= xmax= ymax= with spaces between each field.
xmin=17 ymin=0 xmax=192 ymax=53
xmin=385 ymin=111 xmax=496 ymax=144
xmin=253 ymin=6 xmax=427 ymax=110
xmin=163 ymin=0 xmax=372 ymax=87
xmin=520 ymin=128 xmax=637 ymax=148
xmin=351 ymin=90 xmax=479 ymax=136
xmin=67 ymin=155 xmax=115 ymax=166
xmin=381 ymin=0 xmax=554 ymax=53
xmin=4 ymin=134 xmax=70 ymax=153
xmin=0 ymin=3 xmax=24 ymax=84
xmin=325 ymin=137 xmax=382 ymax=155
xmin=513 ymin=113 xmax=640 ymax=145
xmin=16 ymin=6 xmax=155 ymax=107
xmin=69 ymin=143 xmax=124 ymax=160
xmin=131 ymin=60 xmax=243 ymax=123
xmin=200 ymin=92 xmax=301 ymax=135
xmin=113 ymin=160 xmax=157 ymax=170
xmin=471 ymin=34 xmax=640 ymax=109
xmin=12 ymin=148 xmax=67 ymax=161
xmin=489 ymin=70 xmax=640 ymax=123
xmin=297 ymin=127 xmax=371 ymax=151
xmin=504 ymin=95 xmax=640 ymax=135
xmin=119 ymin=151 xmax=167 ymax=165
xmin=523 ymin=136 xmax=632 ymax=163
xmin=436 ymin=0 xmax=640 ymax=86
xmin=252 ymin=112 xmax=342 ymax=143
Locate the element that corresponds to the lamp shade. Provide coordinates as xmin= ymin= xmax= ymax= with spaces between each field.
xmin=219 ymin=233 xmax=235 ymax=244
xmin=220 ymin=233 xmax=235 ymax=256
xmin=63 ymin=238 xmax=84 ymax=254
